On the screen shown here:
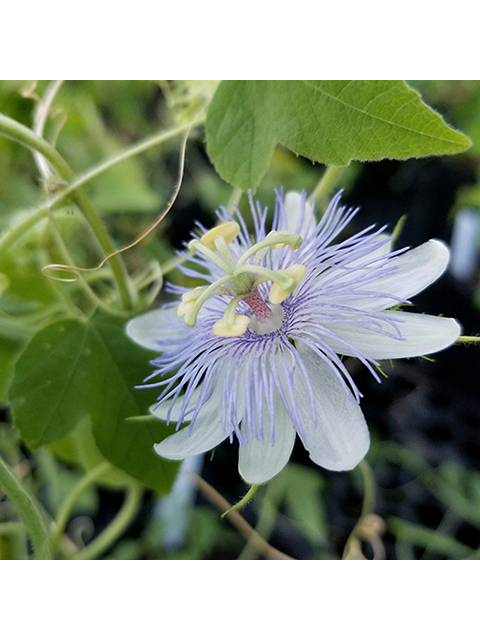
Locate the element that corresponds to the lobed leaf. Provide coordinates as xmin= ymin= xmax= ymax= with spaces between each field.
xmin=9 ymin=312 xmax=179 ymax=493
xmin=206 ymin=80 xmax=471 ymax=191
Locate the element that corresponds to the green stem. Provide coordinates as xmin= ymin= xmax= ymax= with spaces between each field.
xmin=457 ymin=336 xmax=480 ymax=343
xmin=0 ymin=454 xmax=52 ymax=559
xmin=228 ymin=186 xmax=243 ymax=211
xmin=310 ymin=165 xmax=345 ymax=206
xmin=51 ymin=461 xmax=111 ymax=555
xmin=0 ymin=113 xmax=135 ymax=311
xmin=221 ymin=483 xmax=260 ymax=518
xmin=72 ymin=482 xmax=143 ymax=560
xmin=0 ymin=117 xmax=202 ymax=256
xmin=0 ymin=521 xmax=25 ymax=536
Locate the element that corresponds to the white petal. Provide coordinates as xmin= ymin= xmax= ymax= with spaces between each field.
xmin=154 ymin=422 xmax=227 ymax=460
xmin=354 ymin=239 xmax=450 ymax=311
xmin=155 ymin=361 xmax=243 ymax=460
xmin=238 ymin=404 xmax=296 ymax=484
xmin=284 ymin=191 xmax=314 ymax=237
xmin=154 ymin=383 xmax=227 ymax=460
xmin=126 ymin=307 xmax=183 ymax=352
xmin=321 ymin=311 xmax=461 ymax=359
xmin=294 ymin=342 xmax=370 ymax=471
xmin=150 ymin=385 xmax=203 ymax=423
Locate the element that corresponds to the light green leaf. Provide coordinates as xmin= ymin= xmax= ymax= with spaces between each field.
xmin=206 ymin=80 xmax=471 ymax=191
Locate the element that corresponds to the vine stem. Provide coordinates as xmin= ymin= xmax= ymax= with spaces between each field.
xmin=0 ymin=454 xmax=52 ymax=559
xmin=72 ymin=482 xmax=143 ymax=560
xmin=310 ymin=165 xmax=345 ymax=206
xmin=32 ymin=79 xmax=64 ymax=180
xmin=0 ymin=117 xmax=203 ymax=256
xmin=185 ymin=470 xmax=293 ymax=560
xmin=0 ymin=113 xmax=135 ymax=311
xmin=51 ymin=461 xmax=111 ymax=555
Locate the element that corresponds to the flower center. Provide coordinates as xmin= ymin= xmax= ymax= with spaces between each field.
xmin=177 ymin=221 xmax=306 ymax=336
xmin=249 ymin=302 xmax=284 ymax=335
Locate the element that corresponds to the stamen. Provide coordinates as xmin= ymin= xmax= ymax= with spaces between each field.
xmin=269 ymin=264 xmax=306 ymax=304
xmin=213 ymin=315 xmax=250 ymax=337
xmin=235 ymin=231 xmax=303 ymax=268
xmin=188 ymin=239 xmax=232 ymax=273
xmin=177 ymin=286 xmax=205 ymax=317
xmin=184 ymin=274 xmax=233 ymax=327
xmin=270 ymin=229 xmax=292 ymax=249
xmin=200 ymin=221 xmax=240 ymax=251
xmin=223 ymin=294 xmax=247 ymax=327
xmin=214 ymin=235 xmax=236 ymax=269
xmin=234 ymin=264 xmax=296 ymax=290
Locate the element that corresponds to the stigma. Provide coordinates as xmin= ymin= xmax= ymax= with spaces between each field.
xmin=179 ymin=221 xmax=306 ymax=336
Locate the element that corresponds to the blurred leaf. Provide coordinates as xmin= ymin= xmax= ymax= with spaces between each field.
xmin=36 ymin=449 xmax=99 ymax=515
xmin=206 ymin=80 xmax=471 ymax=191
xmin=9 ymin=312 xmax=179 ymax=493
xmin=0 ymin=249 xmax=59 ymax=308
xmin=283 ymin=463 xmax=328 ymax=546
xmin=435 ymin=463 xmax=480 ymax=527
xmin=0 ymin=337 xmax=26 ymax=403
xmin=164 ymin=508 xmax=235 ymax=560
xmin=90 ymin=158 xmax=162 ymax=215
xmin=388 ymin=517 xmax=473 ymax=559
xmin=49 ymin=417 xmax=131 ymax=489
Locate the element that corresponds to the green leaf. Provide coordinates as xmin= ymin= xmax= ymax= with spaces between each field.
xmin=9 ymin=313 xmax=179 ymax=493
xmin=87 ymin=310 xmax=179 ymax=493
xmin=206 ymin=80 xmax=472 ymax=191
xmin=9 ymin=319 xmax=96 ymax=447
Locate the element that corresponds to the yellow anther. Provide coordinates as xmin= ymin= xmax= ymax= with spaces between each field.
xmin=287 ymin=264 xmax=307 ymax=282
xmin=182 ymin=286 xmax=204 ymax=303
xmin=177 ymin=299 xmax=196 ymax=317
xmin=177 ymin=287 xmax=204 ymax=317
xmin=212 ymin=314 xmax=250 ymax=337
xmin=200 ymin=221 xmax=240 ymax=252
xmin=268 ymin=264 xmax=306 ymax=304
